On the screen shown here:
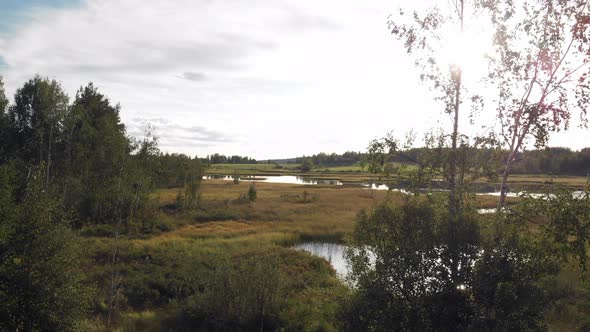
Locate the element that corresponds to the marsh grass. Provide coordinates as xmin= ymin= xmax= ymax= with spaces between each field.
xmin=81 ymin=177 xmax=589 ymax=330
xmin=81 ymin=181 xmax=370 ymax=330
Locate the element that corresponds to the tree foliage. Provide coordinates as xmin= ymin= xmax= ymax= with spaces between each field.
xmin=0 ymin=76 xmax=207 ymax=328
xmin=6 ymin=76 xmax=69 ymax=185
xmin=0 ymin=164 xmax=88 ymax=331
xmin=344 ymin=196 xmax=559 ymax=331
xmin=205 ymin=153 xmax=257 ymax=164
xmin=345 ymin=1 xmax=584 ymax=330
xmin=481 ymin=0 xmax=590 ymax=206
xmin=519 ymin=186 xmax=590 ymax=271
xmin=300 ymin=159 xmax=314 ymax=173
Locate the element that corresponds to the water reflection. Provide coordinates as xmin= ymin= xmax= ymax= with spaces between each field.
xmin=362 ymin=181 xmax=586 ymax=200
xmin=203 ymin=175 xmax=343 ymax=186
xmin=204 ymin=175 xmax=585 ymax=202
xmin=477 ymin=208 xmax=497 ymax=214
xmin=293 ymin=242 xmax=349 ymax=278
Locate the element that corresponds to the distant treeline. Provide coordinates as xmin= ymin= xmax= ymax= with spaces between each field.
xmin=297 ymin=148 xmax=590 ymax=175
xmin=295 ymin=151 xmax=367 ymax=167
xmin=510 ymin=147 xmax=590 ymax=176
xmin=204 ymin=153 xmax=257 ymax=164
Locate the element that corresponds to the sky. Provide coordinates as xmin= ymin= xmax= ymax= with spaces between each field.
xmin=0 ymin=0 xmax=588 ymax=159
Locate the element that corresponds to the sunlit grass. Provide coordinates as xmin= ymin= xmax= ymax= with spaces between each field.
xmin=84 ymin=176 xmax=589 ymax=330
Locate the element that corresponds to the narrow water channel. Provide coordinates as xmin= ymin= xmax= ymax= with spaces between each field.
xmin=204 ymin=174 xmax=586 ymax=199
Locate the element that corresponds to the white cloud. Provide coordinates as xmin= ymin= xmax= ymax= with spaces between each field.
xmin=0 ymin=0 xmax=586 ymax=158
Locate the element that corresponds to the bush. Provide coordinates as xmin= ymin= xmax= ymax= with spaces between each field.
xmin=300 ymin=160 xmax=313 ymax=173
xmin=343 ymin=196 xmax=559 ymax=331
xmin=180 ymin=254 xmax=286 ymax=331
xmin=248 ymin=183 xmax=257 ymax=202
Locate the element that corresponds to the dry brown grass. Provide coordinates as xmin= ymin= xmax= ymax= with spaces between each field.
xmin=475 ymin=194 xmax=520 ymax=209
xmin=157 ymin=180 xmax=398 ymax=240
xmin=507 ymin=174 xmax=589 ymax=188
xmin=154 ymin=180 xmax=534 ymax=242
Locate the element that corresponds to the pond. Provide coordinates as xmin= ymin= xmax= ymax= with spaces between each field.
xmin=203 ymin=175 xmax=343 ymax=186
xmin=203 ymin=175 xmax=586 ymax=200
xmin=292 ymin=242 xmax=349 ymax=279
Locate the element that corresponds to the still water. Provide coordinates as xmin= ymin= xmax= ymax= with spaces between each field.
xmin=204 ymin=175 xmax=586 ymax=199
xmin=292 ymin=242 xmax=349 ymax=279
xmin=203 ymin=175 xmax=343 ymax=186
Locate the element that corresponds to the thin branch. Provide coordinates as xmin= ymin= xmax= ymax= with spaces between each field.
xmin=537 ymin=0 xmax=589 ymax=106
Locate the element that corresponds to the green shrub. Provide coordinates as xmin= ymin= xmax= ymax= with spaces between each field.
xmin=180 ymin=254 xmax=286 ymax=331
xmin=248 ymin=183 xmax=257 ymax=201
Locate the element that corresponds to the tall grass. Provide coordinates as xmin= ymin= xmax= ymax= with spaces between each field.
xmin=82 ymin=178 xmax=590 ymax=330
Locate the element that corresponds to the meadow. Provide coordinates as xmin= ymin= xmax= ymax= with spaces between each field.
xmin=77 ymin=175 xmax=590 ymax=330
xmin=80 ymin=180 xmax=393 ymax=330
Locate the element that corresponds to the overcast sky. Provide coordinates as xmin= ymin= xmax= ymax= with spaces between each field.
xmin=0 ymin=0 xmax=587 ymax=159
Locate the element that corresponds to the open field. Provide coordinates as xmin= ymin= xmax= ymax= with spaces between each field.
xmin=157 ymin=180 xmax=395 ymax=239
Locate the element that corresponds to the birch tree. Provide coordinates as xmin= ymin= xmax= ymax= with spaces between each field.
xmin=482 ymin=0 xmax=590 ymax=208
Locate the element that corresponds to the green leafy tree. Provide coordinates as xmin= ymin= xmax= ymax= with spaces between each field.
xmin=63 ymin=83 xmax=131 ymax=224
xmin=300 ymin=159 xmax=313 ymax=173
xmin=520 ymin=186 xmax=590 ymax=271
xmin=388 ymin=1 xmax=478 ymax=216
xmin=481 ymin=0 xmax=590 ymax=208
xmin=346 ymin=1 xmax=570 ymax=329
xmin=155 ymin=153 xmax=202 ymax=188
xmin=7 ymin=76 xmax=69 ymax=185
xmin=344 ymin=196 xmax=559 ymax=331
xmin=127 ymin=123 xmax=161 ymax=232
xmin=0 ymin=164 xmax=88 ymax=331
xmin=183 ymin=161 xmax=202 ymax=210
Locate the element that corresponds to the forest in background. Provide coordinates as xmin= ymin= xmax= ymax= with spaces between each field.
xmin=295 ymin=148 xmax=590 ymax=176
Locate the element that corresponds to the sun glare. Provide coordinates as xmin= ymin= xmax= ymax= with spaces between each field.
xmin=438 ymin=24 xmax=494 ymax=77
